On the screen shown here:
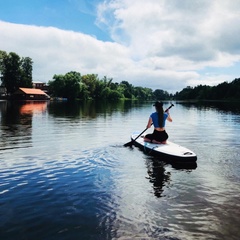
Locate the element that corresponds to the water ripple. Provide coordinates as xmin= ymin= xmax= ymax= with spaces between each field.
xmin=1 ymin=102 xmax=240 ymax=240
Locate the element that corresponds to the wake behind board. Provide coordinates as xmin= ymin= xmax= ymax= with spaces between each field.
xmin=131 ymin=132 xmax=197 ymax=163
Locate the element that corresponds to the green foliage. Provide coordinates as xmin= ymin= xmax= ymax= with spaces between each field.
xmin=119 ymin=81 xmax=134 ymax=99
xmin=81 ymin=74 xmax=98 ymax=99
xmin=48 ymin=71 xmax=171 ymax=101
xmin=48 ymin=71 xmax=169 ymax=101
xmin=154 ymin=89 xmax=170 ymax=100
xmin=175 ymin=79 xmax=240 ymax=101
xmin=108 ymin=90 xmax=123 ymax=100
xmin=0 ymin=51 xmax=33 ymax=94
xmin=48 ymin=71 xmax=81 ymax=101
xmin=21 ymin=57 xmax=33 ymax=88
xmin=0 ymin=50 xmax=7 ymax=73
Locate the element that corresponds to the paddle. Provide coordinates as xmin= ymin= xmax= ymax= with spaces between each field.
xmin=124 ymin=103 xmax=174 ymax=147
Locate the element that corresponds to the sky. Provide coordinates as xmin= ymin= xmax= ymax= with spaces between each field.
xmin=1 ymin=0 xmax=240 ymax=93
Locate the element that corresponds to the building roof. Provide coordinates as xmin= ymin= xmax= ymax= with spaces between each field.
xmin=19 ymin=88 xmax=47 ymax=95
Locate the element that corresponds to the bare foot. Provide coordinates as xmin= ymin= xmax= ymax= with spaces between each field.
xmin=152 ymin=140 xmax=167 ymax=144
xmin=144 ymin=138 xmax=151 ymax=142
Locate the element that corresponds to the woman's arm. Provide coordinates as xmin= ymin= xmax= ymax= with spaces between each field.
xmin=146 ymin=117 xmax=153 ymax=128
xmin=166 ymin=111 xmax=172 ymax=122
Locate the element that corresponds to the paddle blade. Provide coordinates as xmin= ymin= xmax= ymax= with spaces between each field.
xmin=123 ymin=140 xmax=133 ymax=147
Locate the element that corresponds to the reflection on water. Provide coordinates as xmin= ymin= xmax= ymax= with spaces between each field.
xmin=0 ymin=102 xmax=39 ymax=151
xmin=0 ymin=100 xmax=240 ymax=240
xmin=145 ymin=158 xmax=171 ymax=198
xmin=178 ymin=100 xmax=240 ymax=114
xmin=0 ymin=101 xmax=48 ymax=151
xmin=19 ymin=101 xmax=47 ymax=115
xmin=47 ymin=100 xmax=145 ymax=119
xmin=145 ymin=156 xmax=198 ymax=198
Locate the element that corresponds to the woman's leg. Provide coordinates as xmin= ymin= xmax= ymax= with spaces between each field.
xmin=144 ymin=133 xmax=153 ymax=142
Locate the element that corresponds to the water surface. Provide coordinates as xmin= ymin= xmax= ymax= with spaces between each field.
xmin=0 ymin=100 xmax=239 ymax=240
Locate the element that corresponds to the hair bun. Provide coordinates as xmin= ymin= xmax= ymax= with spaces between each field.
xmin=153 ymin=101 xmax=163 ymax=107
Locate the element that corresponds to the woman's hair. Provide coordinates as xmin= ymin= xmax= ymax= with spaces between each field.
xmin=153 ymin=101 xmax=164 ymax=127
xmin=156 ymin=105 xmax=164 ymax=127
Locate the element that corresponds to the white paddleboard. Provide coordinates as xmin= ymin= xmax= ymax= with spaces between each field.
xmin=131 ymin=132 xmax=197 ymax=163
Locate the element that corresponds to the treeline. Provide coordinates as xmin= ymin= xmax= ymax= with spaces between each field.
xmin=0 ymin=50 xmax=33 ymax=94
xmin=175 ymin=78 xmax=240 ymax=101
xmin=48 ymin=71 xmax=171 ymax=101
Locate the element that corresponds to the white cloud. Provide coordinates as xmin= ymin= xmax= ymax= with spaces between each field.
xmin=1 ymin=0 xmax=240 ymax=93
xmin=96 ymin=0 xmax=240 ymax=87
xmin=0 ymin=20 xmax=131 ymax=81
xmin=97 ymin=0 xmax=240 ymax=60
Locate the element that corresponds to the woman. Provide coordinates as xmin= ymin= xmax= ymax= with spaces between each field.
xmin=144 ymin=101 xmax=172 ymax=144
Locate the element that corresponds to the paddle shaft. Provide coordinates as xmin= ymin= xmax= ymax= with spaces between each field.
xmin=164 ymin=103 xmax=174 ymax=113
xmin=124 ymin=103 xmax=174 ymax=147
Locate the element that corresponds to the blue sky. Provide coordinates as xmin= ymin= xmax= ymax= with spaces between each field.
xmin=0 ymin=0 xmax=109 ymax=40
xmin=1 ymin=0 xmax=240 ymax=92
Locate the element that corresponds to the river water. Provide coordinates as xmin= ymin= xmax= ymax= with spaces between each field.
xmin=0 ymin=100 xmax=239 ymax=240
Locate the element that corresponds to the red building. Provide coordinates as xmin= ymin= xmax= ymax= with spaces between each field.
xmin=12 ymin=88 xmax=50 ymax=100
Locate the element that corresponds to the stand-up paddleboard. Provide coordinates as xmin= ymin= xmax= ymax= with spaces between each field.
xmin=131 ymin=132 xmax=197 ymax=163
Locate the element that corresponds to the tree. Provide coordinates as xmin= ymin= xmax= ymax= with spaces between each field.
xmin=141 ymin=87 xmax=153 ymax=100
xmin=81 ymin=74 xmax=99 ymax=99
xmin=119 ymin=81 xmax=134 ymax=99
xmin=0 ymin=51 xmax=33 ymax=94
xmin=21 ymin=57 xmax=33 ymax=88
xmin=79 ymin=82 xmax=89 ymax=100
xmin=64 ymin=71 xmax=81 ymax=100
xmin=174 ymin=79 xmax=240 ymax=101
xmin=175 ymin=86 xmax=193 ymax=100
xmin=48 ymin=71 xmax=81 ymax=100
xmin=1 ymin=52 xmax=22 ymax=94
xmin=134 ymin=87 xmax=146 ymax=99
xmin=48 ymin=74 xmax=65 ymax=97
xmin=153 ymin=89 xmax=169 ymax=100
xmin=108 ymin=89 xmax=123 ymax=100
xmin=132 ymin=86 xmax=153 ymax=100
xmin=0 ymin=50 xmax=7 ymax=77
